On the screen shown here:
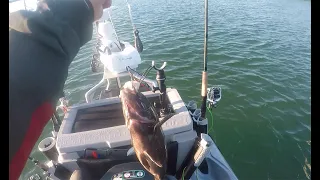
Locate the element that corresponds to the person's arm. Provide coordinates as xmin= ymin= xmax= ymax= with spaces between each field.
xmin=9 ymin=0 xmax=95 ymax=179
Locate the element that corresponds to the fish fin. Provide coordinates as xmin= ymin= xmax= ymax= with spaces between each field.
xmin=143 ymin=151 xmax=163 ymax=168
xmin=127 ymin=147 xmax=136 ymax=156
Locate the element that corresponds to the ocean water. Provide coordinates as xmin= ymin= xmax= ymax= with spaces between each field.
xmin=20 ymin=0 xmax=311 ymax=179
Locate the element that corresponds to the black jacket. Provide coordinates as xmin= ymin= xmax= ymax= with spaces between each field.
xmin=9 ymin=0 xmax=94 ymax=179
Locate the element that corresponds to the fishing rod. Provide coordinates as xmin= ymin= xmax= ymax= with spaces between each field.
xmin=176 ymin=1 xmax=210 ymax=178
xmin=200 ymin=0 xmax=209 ymax=119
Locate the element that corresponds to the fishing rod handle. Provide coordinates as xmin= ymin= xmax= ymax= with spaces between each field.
xmin=201 ymin=71 xmax=208 ymax=97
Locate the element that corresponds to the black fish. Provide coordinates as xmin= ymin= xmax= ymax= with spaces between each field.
xmin=120 ymin=82 xmax=170 ymax=180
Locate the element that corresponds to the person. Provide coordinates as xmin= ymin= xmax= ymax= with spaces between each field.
xmin=9 ymin=0 xmax=112 ymax=179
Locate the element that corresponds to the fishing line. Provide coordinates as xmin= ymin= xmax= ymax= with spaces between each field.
xmin=137 ymin=66 xmax=153 ymax=91
xmin=107 ymin=9 xmax=122 ymax=51
xmin=126 ymin=66 xmax=142 ymax=79
xmin=182 ymin=167 xmax=186 ymax=180
xmin=126 ymin=66 xmax=149 ymax=91
xmin=207 ymin=107 xmax=214 ymax=134
xmin=139 ymin=65 xmax=153 ymax=82
xmin=126 ymin=65 xmax=153 ymax=90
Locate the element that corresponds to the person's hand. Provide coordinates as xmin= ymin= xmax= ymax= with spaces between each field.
xmin=89 ymin=0 xmax=112 ymax=21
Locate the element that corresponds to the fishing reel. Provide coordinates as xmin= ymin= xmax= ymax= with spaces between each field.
xmin=206 ymin=86 xmax=222 ymax=109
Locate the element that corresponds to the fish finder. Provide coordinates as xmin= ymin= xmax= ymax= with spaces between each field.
xmin=100 ymin=162 xmax=154 ymax=180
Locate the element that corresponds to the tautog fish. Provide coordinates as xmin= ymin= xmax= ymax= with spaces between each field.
xmin=120 ymin=81 xmax=168 ymax=180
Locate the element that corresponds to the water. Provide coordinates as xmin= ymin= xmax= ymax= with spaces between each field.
xmin=20 ymin=0 xmax=311 ymax=179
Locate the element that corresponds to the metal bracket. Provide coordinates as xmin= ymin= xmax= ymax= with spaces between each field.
xmin=207 ymin=86 xmax=222 ymax=108
xmin=152 ymin=60 xmax=167 ymax=70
